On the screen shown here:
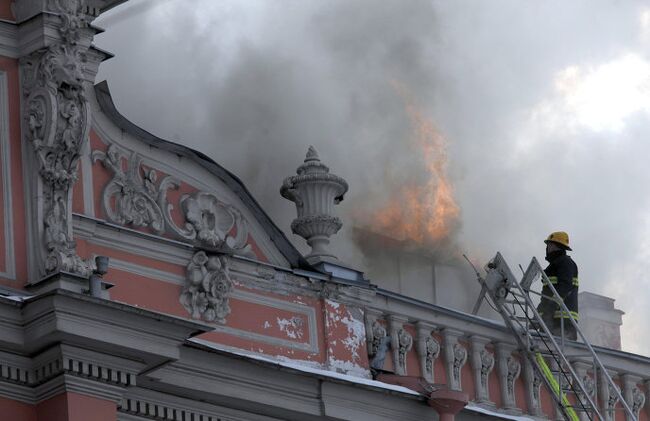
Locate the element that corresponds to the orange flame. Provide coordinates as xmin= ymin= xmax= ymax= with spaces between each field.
xmin=369 ymin=84 xmax=460 ymax=245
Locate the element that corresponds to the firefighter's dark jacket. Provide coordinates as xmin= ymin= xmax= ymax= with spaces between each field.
xmin=540 ymin=250 xmax=579 ymax=319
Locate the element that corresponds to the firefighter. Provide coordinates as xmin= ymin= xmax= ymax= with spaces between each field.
xmin=537 ymin=231 xmax=579 ymax=340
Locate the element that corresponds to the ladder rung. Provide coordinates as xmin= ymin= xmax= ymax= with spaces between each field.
xmin=564 ymin=354 xmax=594 ymax=359
xmin=502 ymin=299 xmax=525 ymax=305
xmin=509 ymin=315 xmax=533 ymax=322
xmin=568 ymin=406 xmax=595 ymax=412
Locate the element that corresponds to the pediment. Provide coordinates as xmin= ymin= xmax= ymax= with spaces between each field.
xmin=72 ymin=81 xmax=307 ymax=269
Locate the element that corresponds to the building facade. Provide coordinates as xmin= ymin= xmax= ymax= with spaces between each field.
xmin=0 ymin=1 xmax=648 ymax=420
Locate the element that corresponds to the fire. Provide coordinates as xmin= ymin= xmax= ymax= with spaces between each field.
xmin=368 ymin=84 xmax=460 ymax=245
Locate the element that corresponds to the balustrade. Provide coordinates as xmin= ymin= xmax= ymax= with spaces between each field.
xmin=364 ymin=301 xmax=650 ymax=420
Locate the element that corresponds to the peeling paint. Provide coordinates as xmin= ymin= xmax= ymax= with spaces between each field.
xmin=277 ymin=316 xmax=304 ymax=339
xmin=340 ymin=311 xmax=365 ymax=361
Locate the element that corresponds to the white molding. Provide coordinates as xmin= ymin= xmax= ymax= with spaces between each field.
xmin=153 ymin=347 xmax=431 ymax=421
xmin=102 ymin=250 xmax=320 ymax=353
xmin=215 ymin=288 xmax=319 ymax=354
xmin=0 ymin=71 xmax=15 ymax=280
xmin=0 ymin=381 xmax=33 ymax=404
xmin=101 ymin=255 xmax=185 ymax=285
xmin=119 ymin=387 xmax=283 ymax=421
xmin=73 ymin=213 xmax=194 ymax=267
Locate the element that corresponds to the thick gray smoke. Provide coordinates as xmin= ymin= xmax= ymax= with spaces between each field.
xmin=95 ymin=0 xmax=650 ymax=355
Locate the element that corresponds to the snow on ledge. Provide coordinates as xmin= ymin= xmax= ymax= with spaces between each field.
xmin=465 ymin=403 xmax=536 ymax=421
xmin=189 ymin=338 xmax=421 ymax=396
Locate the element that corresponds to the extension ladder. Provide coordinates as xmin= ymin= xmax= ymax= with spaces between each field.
xmin=471 ymin=252 xmax=636 ymax=421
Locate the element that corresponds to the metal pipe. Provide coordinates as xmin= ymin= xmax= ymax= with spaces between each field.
xmin=89 ymin=256 xmax=109 ymax=298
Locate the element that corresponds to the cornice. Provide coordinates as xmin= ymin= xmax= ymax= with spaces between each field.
xmin=143 ymin=344 xmax=429 ymax=421
xmin=119 ymin=388 xmax=283 ymax=421
xmin=0 ymin=343 xmax=141 ymax=404
xmin=0 ymin=21 xmax=18 ymax=58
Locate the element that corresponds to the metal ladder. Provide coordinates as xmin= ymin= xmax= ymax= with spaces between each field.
xmin=471 ymin=252 xmax=636 ymax=421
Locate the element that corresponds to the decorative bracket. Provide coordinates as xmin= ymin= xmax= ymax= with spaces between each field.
xmin=20 ymin=0 xmax=100 ymax=277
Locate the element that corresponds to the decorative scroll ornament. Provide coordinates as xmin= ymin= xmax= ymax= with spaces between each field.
xmin=370 ymin=321 xmax=387 ymax=357
xmin=632 ymin=387 xmax=645 ymax=417
xmin=160 ymin=188 xmax=253 ymax=255
xmin=582 ymin=375 xmax=595 ymax=398
xmin=506 ymin=357 xmax=521 ymax=397
xmin=180 ymin=251 xmax=233 ymax=323
xmin=424 ymin=336 xmax=440 ymax=376
xmin=607 ymin=383 xmax=620 ymax=417
xmin=93 ymin=143 xmax=254 ymax=256
xmin=479 ymin=349 xmax=495 ymax=390
xmin=21 ymin=0 xmax=97 ymax=276
xmin=397 ymin=328 xmax=413 ymax=371
xmin=92 ymin=145 xmax=164 ymax=232
xmin=452 ymin=344 xmax=468 ymax=384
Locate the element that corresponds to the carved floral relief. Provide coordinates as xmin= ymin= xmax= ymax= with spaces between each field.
xmin=180 ymin=251 xmax=233 ymax=323
xmin=506 ymin=356 xmax=521 ymax=398
xmin=370 ymin=321 xmax=387 ymax=357
xmin=424 ymin=336 xmax=440 ymax=377
xmin=479 ymin=349 xmax=495 ymax=390
xmin=452 ymin=343 xmax=468 ymax=384
xmin=631 ymin=387 xmax=645 ymax=417
xmin=397 ymin=328 xmax=413 ymax=371
xmin=607 ymin=383 xmax=620 ymax=420
xmin=92 ymin=144 xmax=164 ymax=232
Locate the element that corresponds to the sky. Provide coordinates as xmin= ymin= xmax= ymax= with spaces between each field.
xmin=95 ymin=0 xmax=650 ymax=356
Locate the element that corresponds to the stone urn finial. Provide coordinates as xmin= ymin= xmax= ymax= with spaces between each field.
xmin=281 ymin=146 xmax=348 ymax=262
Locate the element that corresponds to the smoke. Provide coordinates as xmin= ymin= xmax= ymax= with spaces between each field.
xmin=95 ymin=0 xmax=650 ymax=355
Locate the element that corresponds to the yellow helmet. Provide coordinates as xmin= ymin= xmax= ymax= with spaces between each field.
xmin=544 ymin=231 xmax=572 ymax=251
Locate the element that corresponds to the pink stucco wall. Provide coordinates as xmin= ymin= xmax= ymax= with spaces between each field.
xmin=0 ymin=396 xmax=37 ymax=421
xmin=0 ymin=0 xmax=12 ymax=21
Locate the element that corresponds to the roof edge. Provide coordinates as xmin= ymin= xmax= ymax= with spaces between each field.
xmin=93 ymin=81 xmax=310 ymax=270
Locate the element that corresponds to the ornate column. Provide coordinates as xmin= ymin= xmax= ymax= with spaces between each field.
xmin=496 ymin=342 xmax=520 ymax=412
xmin=17 ymin=0 xmax=107 ymax=279
xmin=621 ymin=374 xmax=645 ymax=421
xmin=442 ymin=329 xmax=467 ymax=391
xmin=469 ymin=336 xmax=494 ymax=405
xmin=388 ymin=315 xmax=411 ymax=376
xmin=572 ymin=361 xmax=595 ymax=421
xmin=523 ymin=358 xmax=542 ymax=417
xmin=281 ymin=146 xmax=348 ymax=263
xmin=415 ymin=321 xmax=440 ymax=383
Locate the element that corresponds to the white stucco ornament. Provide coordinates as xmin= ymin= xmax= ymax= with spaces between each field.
xmin=180 ymin=251 xmax=233 ymax=324
xmin=281 ymin=146 xmax=348 ymax=262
